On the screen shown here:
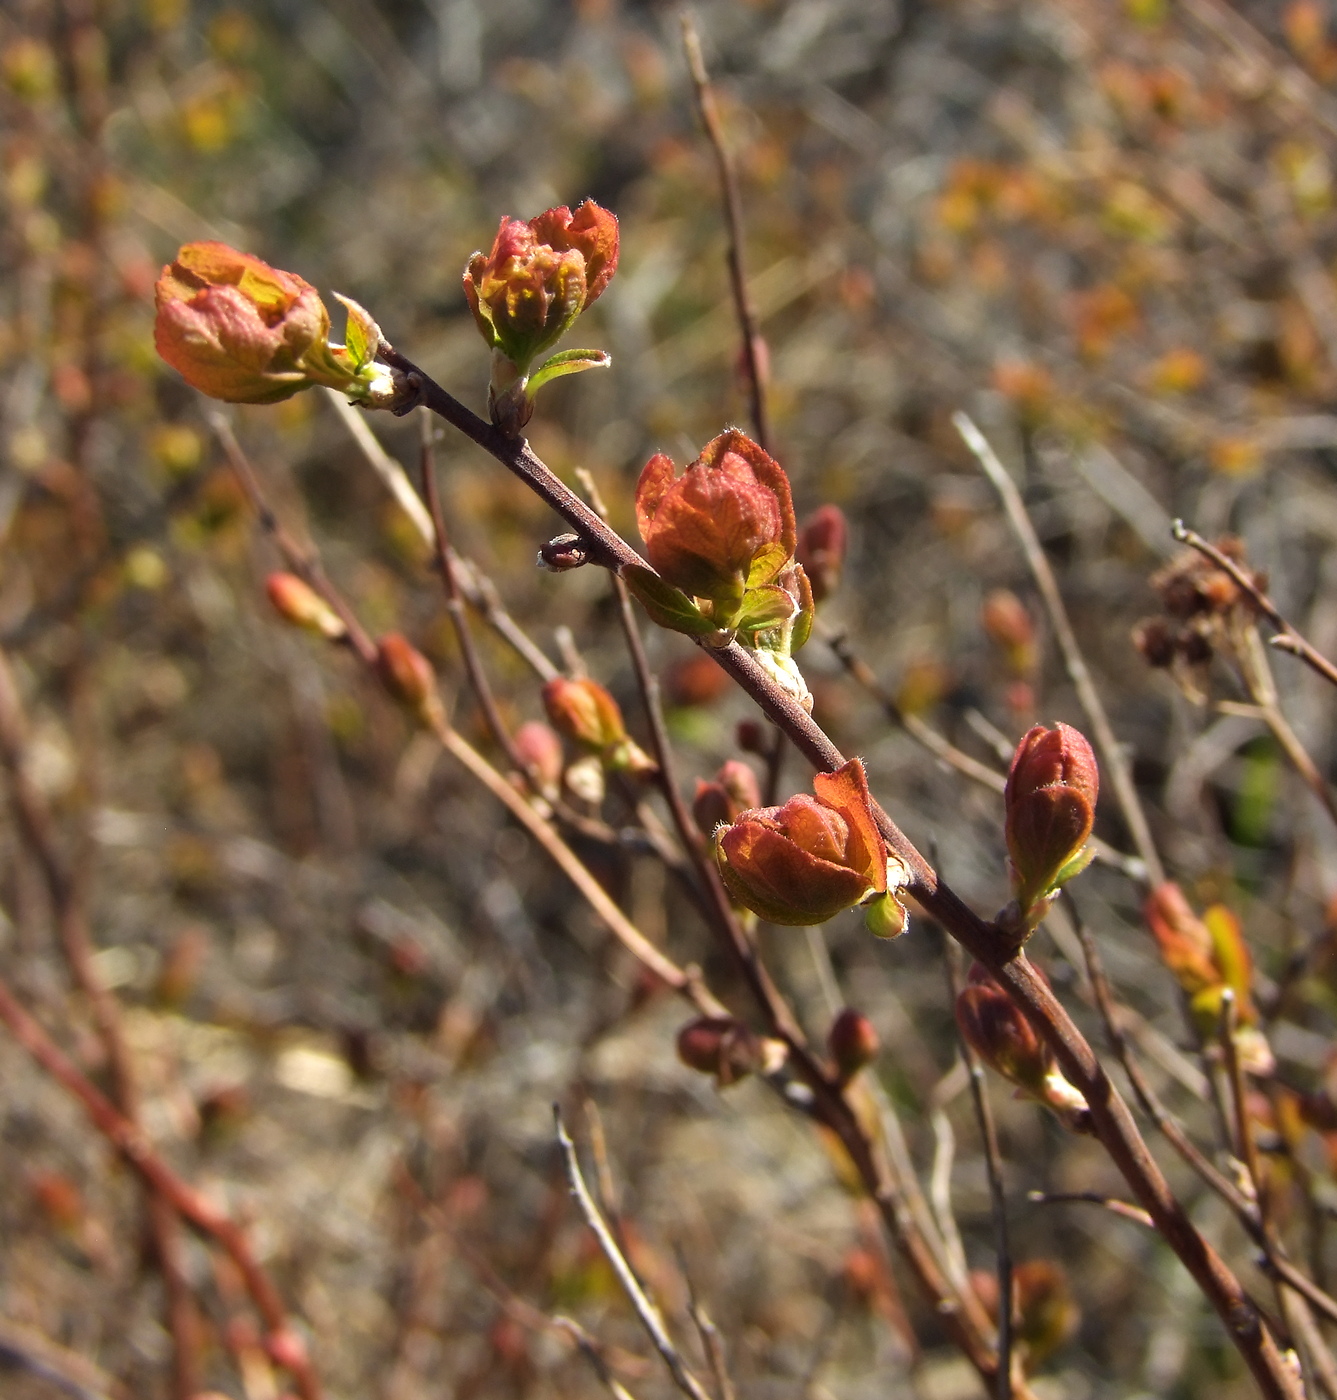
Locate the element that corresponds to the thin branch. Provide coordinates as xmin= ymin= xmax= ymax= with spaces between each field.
xmin=680 ymin=11 xmax=770 ymax=453
xmin=0 ymin=974 xmax=321 ymax=1400
xmin=677 ymin=1258 xmax=736 ymax=1400
xmin=555 ymin=1109 xmax=715 ymax=1400
xmin=1026 ymin=1191 xmax=1154 ymax=1230
xmin=551 ymin=1318 xmax=643 ymax=1400
xmin=954 ymin=411 xmax=1166 ymax=887
xmin=949 ymin=944 xmax=1013 ymax=1400
xmin=1172 ymin=520 xmax=1337 ymax=690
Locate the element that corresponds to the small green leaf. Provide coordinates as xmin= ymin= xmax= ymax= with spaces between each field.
xmin=790 ymin=564 xmax=815 ymax=653
xmin=746 ymin=542 xmax=789 ymax=588
xmin=624 ymin=566 xmax=719 ymax=637
xmin=527 ymin=348 xmax=611 ymax=395
xmin=734 ymin=584 xmax=797 ymax=637
xmin=332 ymin=292 xmax=382 ymax=372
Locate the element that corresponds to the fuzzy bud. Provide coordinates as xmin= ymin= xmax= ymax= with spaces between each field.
xmin=828 ymin=1007 xmax=879 ymax=1083
xmin=376 ymin=634 xmax=443 ymax=727
xmin=265 ymin=572 xmax=346 ymax=640
xmin=1004 ymin=723 xmax=1099 ymax=917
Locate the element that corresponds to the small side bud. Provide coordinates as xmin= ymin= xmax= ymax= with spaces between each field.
xmin=677 ymin=1017 xmax=776 ymax=1087
xmin=797 ymin=504 xmax=848 ymax=604
xmin=266 ymin=572 xmax=346 ymax=640
xmin=513 ymin=720 xmax=564 ymax=795
xmin=538 ymin=532 xmax=588 ymax=572
xmin=376 ymin=634 xmax=444 ymax=728
xmin=692 ymin=759 xmax=762 ymax=836
xmin=736 ymin=719 xmax=768 ymax=754
xmin=828 ymin=1007 xmax=879 ymax=1083
xmin=981 ymin=588 xmax=1037 ymax=676
xmin=542 ymin=676 xmax=627 ymax=751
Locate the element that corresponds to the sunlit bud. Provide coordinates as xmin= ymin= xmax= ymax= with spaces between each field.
xmin=677 ymin=1016 xmax=785 ymax=1087
xmin=154 ymin=242 xmax=398 ymax=406
xmin=265 ymin=572 xmax=346 ymax=640
xmin=513 ymin=720 xmax=564 ymax=794
xmin=541 ymin=676 xmax=656 ymax=778
xmin=1143 ymin=883 xmax=1220 ymax=995
xmin=692 ymin=759 xmax=762 ymax=836
xmin=956 ymin=964 xmax=1089 ymax=1126
xmin=1004 ymin=723 xmax=1099 ymax=916
xmin=464 ymin=201 xmax=618 ymax=433
xmin=797 ymin=505 xmax=848 ymax=604
xmin=376 ymin=634 xmax=444 ymax=728
xmin=542 ymin=676 xmax=627 ymax=751
xmin=716 ymin=758 xmax=909 ymax=929
xmin=633 ymin=429 xmax=797 ymax=624
xmin=981 ymin=588 xmax=1037 ymax=676
xmin=828 ymin=1007 xmax=879 ymax=1083
xmin=537 ymin=532 xmax=588 ymax=571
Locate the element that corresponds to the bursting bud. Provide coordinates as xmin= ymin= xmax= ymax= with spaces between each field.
xmin=955 ymin=964 xmax=1089 ymax=1128
xmin=797 ymin=505 xmax=848 ymax=605
xmin=629 ymin=430 xmax=813 ymax=708
xmin=537 ymin=532 xmax=588 ymax=572
xmin=692 ymin=759 xmax=762 ymax=837
xmin=982 ymin=588 xmax=1037 ymax=677
xmin=376 ymin=634 xmax=444 ymax=728
xmin=1004 ymin=723 xmax=1098 ymax=926
xmin=265 ymin=572 xmax=346 ymax=640
xmin=513 ymin=720 xmax=564 ymax=796
xmin=464 ymin=201 xmax=618 ymax=434
xmin=828 ymin=1007 xmax=879 ymax=1083
xmin=541 ymin=677 xmax=656 ymax=778
xmin=154 ymin=242 xmax=397 ymax=406
xmin=676 ymin=1016 xmax=785 ymax=1087
xmin=715 ymin=758 xmax=909 ymax=935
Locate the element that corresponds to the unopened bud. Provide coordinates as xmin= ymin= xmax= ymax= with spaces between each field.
xmin=513 ymin=720 xmax=563 ymax=794
xmin=828 ymin=1008 xmax=879 ymax=1082
xmin=797 ymin=504 xmax=847 ymax=604
xmin=538 ymin=532 xmax=588 ymax=572
xmin=376 ymin=634 xmax=443 ymax=727
xmin=542 ymin=676 xmax=626 ymax=751
xmin=692 ymin=759 xmax=762 ymax=836
xmin=736 ymin=719 xmax=768 ymax=754
xmin=266 ymin=572 xmax=346 ymax=640
xmin=981 ymin=588 xmax=1036 ymax=676
xmin=677 ymin=1017 xmax=767 ymax=1087
xmin=1004 ymin=723 xmax=1099 ymax=920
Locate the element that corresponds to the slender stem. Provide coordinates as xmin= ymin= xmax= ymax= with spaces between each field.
xmin=556 ymin=1109 xmax=715 ymax=1400
xmin=1027 ymin=1191 xmax=1154 ymax=1229
xmin=0 ymin=974 xmax=321 ymax=1400
xmin=680 ymin=11 xmax=770 ymax=453
xmin=1172 ymin=520 xmax=1337 ymax=690
xmin=954 ymin=412 xmax=1166 ymax=886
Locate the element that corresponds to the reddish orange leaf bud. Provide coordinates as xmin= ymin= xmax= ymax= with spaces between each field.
xmin=981 ymin=588 xmax=1036 ymax=676
xmin=541 ymin=677 xmax=655 ymax=778
xmin=677 ymin=1016 xmax=781 ymax=1086
xmin=513 ymin=720 xmax=564 ymax=793
xmin=376 ymin=634 xmax=443 ymax=727
xmin=955 ymin=964 xmax=1087 ymax=1125
xmin=715 ymin=758 xmax=906 ymax=930
xmin=692 ymin=759 xmax=762 ymax=836
xmin=1004 ymin=723 xmax=1098 ymax=914
xmin=635 ymin=428 xmax=797 ymax=619
xmin=154 ymin=243 xmax=395 ymax=406
xmin=797 ymin=504 xmax=847 ymax=604
xmin=1143 ymin=883 xmax=1219 ymax=996
xmin=828 ymin=1007 xmax=879 ymax=1082
xmin=265 ymin=572 xmax=346 ymax=640
xmin=542 ymin=676 xmax=626 ymax=750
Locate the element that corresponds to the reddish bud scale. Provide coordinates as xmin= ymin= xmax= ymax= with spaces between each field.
xmin=677 ymin=1017 xmax=761 ymax=1086
xmin=265 ymin=572 xmax=346 ymax=640
xmin=541 ymin=677 xmax=627 ymax=751
xmin=715 ymin=758 xmax=890 ymax=926
xmin=1143 ymin=883 xmax=1220 ymax=996
xmin=513 ymin=721 xmax=564 ymax=792
xmin=981 ymin=588 xmax=1037 ymax=675
xmin=956 ymin=967 xmax=1052 ymax=1094
xmin=376 ymin=635 xmax=443 ymax=727
xmin=828 ymin=1007 xmax=880 ymax=1081
xmin=692 ymin=759 xmax=762 ymax=837
xmin=797 ymin=504 xmax=848 ymax=604
xmin=1004 ymin=722 xmax=1099 ymax=912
